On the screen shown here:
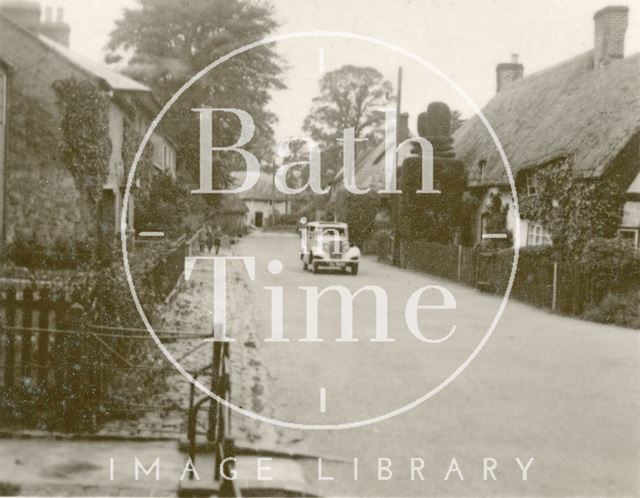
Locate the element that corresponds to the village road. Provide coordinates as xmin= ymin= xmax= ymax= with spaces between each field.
xmin=231 ymin=231 xmax=640 ymax=497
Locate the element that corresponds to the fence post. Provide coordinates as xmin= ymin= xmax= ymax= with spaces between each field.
xmin=52 ymin=292 xmax=68 ymax=390
xmin=552 ymin=261 xmax=558 ymax=312
xmin=21 ymin=287 xmax=34 ymax=380
xmin=208 ymin=340 xmax=221 ymax=442
xmin=4 ymin=288 xmax=16 ymax=388
xmin=37 ymin=288 xmax=51 ymax=388
xmin=457 ymin=245 xmax=463 ymax=281
xmin=65 ymin=303 xmax=86 ymax=431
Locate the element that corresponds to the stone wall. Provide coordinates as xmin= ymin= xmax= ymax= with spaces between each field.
xmin=1 ymin=18 xmax=93 ymax=246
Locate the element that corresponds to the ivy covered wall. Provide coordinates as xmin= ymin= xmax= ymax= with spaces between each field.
xmin=518 ymin=147 xmax=636 ymax=259
xmin=6 ymin=87 xmax=91 ymax=249
xmin=0 ymin=21 xmax=103 ymax=254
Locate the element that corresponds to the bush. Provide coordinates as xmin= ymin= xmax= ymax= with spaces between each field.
xmin=0 ymin=482 xmax=20 ymax=496
xmin=580 ymin=238 xmax=640 ymax=295
xmin=337 ymin=193 xmax=379 ymax=248
xmin=4 ymin=237 xmax=94 ymax=271
xmin=91 ymin=242 xmax=171 ymax=327
xmin=581 ymin=237 xmax=640 ymax=273
xmin=583 ymin=291 xmax=640 ymax=329
xmin=135 ymin=174 xmax=190 ymax=239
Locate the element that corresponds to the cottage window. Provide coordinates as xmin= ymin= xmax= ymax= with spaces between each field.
xmin=525 ymin=171 xmax=538 ymax=196
xmin=617 ymin=228 xmax=639 ymax=249
xmin=479 ymin=159 xmax=487 ymax=183
xmin=0 ymin=69 xmax=6 ymax=126
xmin=527 ymin=222 xmax=551 ymax=246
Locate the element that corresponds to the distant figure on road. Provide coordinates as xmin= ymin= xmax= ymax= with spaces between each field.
xmin=205 ymin=228 xmax=213 ymax=253
xmin=198 ymin=229 xmax=206 ymax=253
xmin=214 ymin=227 xmax=222 ymax=255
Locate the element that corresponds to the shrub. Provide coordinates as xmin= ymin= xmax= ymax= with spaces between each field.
xmin=580 ymin=238 xmax=640 ymax=295
xmin=337 ymin=192 xmax=379 ymax=247
xmin=581 ymin=237 xmax=640 ymax=274
xmin=583 ymin=291 xmax=640 ymax=329
xmin=4 ymin=237 xmax=94 ymax=270
xmin=135 ymin=174 xmax=190 ymax=239
xmin=0 ymin=482 xmax=20 ymax=496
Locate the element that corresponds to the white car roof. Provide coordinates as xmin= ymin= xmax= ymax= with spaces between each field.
xmin=307 ymin=221 xmax=348 ymax=228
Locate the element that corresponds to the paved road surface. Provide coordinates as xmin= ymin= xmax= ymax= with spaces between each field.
xmin=233 ymin=231 xmax=640 ymax=497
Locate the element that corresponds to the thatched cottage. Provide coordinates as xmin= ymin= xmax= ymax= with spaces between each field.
xmin=454 ymin=5 xmax=640 ymax=249
xmin=230 ymin=171 xmax=290 ymax=227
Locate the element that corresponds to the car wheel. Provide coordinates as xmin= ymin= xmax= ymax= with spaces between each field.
xmin=303 ymin=260 xmax=308 ymax=271
xmin=351 ymin=264 xmax=359 ymax=275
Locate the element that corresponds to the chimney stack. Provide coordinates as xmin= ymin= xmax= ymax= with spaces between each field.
xmin=0 ymin=0 xmax=41 ymax=33
xmin=496 ymin=53 xmax=524 ymax=92
xmin=41 ymin=5 xmax=70 ymax=46
xmin=594 ymin=6 xmax=629 ymax=67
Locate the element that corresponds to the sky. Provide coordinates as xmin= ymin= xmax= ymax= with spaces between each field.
xmin=49 ymin=0 xmax=640 ymax=145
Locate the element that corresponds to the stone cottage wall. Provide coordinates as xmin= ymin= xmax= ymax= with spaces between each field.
xmin=0 ymin=20 xmax=94 ymax=246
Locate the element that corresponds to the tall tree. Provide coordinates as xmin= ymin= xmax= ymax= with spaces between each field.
xmin=302 ymin=65 xmax=393 ymax=186
xmin=106 ymin=0 xmax=285 ymax=190
xmin=304 ymin=65 xmax=393 ymax=147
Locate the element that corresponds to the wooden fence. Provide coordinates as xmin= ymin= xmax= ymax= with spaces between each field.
xmin=0 ymin=283 xmax=212 ymax=431
xmin=376 ymin=235 xmax=635 ymax=316
xmin=0 ymin=287 xmax=98 ymax=430
xmin=0 ymin=288 xmax=80 ymax=393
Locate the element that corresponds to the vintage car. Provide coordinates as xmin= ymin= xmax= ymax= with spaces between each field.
xmin=300 ymin=221 xmax=360 ymax=274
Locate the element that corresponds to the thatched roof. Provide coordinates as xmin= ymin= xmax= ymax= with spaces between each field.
xmin=218 ymin=195 xmax=248 ymax=214
xmin=454 ymin=50 xmax=640 ymax=187
xmin=0 ymin=15 xmax=150 ymax=92
xmin=230 ymin=171 xmax=288 ymax=201
xmin=332 ymin=134 xmax=413 ymax=193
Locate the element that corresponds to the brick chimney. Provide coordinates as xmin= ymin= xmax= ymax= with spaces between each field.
xmin=41 ymin=6 xmax=70 ymax=46
xmin=594 ymin=6 xmax=629 ymax=67
xmin=0 ymin=0 xmax=41 ymax=33
xmin=496 ymin=54 xmax=524 ymax=92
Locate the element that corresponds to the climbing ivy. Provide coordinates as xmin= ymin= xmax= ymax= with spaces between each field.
xmin=519 ymin=158 xmax=626 ymax=259
xmin=53 ymin=79 xmax=111 ymax=205
xmin=122 ymin=110 xmax=153 ymax=181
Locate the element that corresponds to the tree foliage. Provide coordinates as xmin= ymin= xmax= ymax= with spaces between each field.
xmin=396 ymin=103 xmax=465 ymax=243
xmin=337 ymin=192 xmax=379 ymax=247
xmin=135 ymin=173 xmax=190 ymax=238
xmin=303 ymin=65 xmax=393 ymax=147
xmin=302 ymin=65 xmax=392 ymax=184
xmin=106 ymin=0 xmax=285 ymax=192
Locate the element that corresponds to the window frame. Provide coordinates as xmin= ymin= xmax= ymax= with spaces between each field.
xmin=479 ymin=159 xmax=487 ymax=184
xmin=525 ymin=171 xmax=538 ymax=196
xmin=527 ymin=222 xmax=551 ymax=247
xmin=617 ymin=228 xmax=639 ymax=249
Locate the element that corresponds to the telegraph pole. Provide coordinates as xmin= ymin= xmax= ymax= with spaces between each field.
xmin=396 ymin=66 xmax=402 ymax=144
